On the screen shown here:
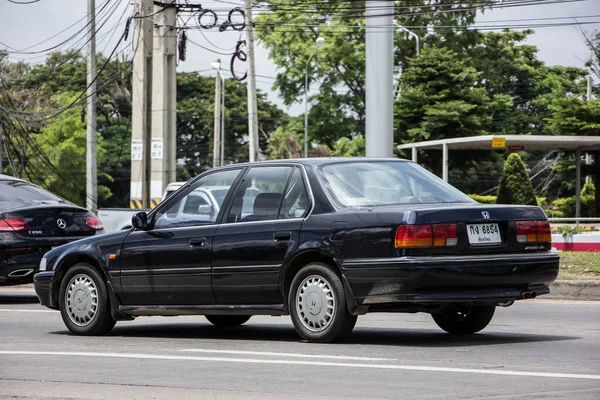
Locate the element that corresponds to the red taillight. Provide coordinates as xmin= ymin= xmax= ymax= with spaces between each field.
xmin=516 ymin=220 xmax=551 ymax=243
xmin=395 ymin=224 xmax=458 ymax=248
xmin=433 ymin=223 xmax=458 ymax=247
xmin=537 ymin=221 xmax=552 ymax=242
xmin=86 ymin=216 xmax=104 ymax=231
xmin=395 ymin=225 xmax=433 ymax=248
xmin=0 ymin=218 xmax=28 ymax=232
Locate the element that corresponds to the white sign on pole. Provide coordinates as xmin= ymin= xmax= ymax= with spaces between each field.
xmin=151 ymin=138 xmax=164 ymax=159
xmin=131 ymin=139 xmax=143 ymax=161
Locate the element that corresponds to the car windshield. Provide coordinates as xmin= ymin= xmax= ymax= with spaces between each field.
xmin=317 ymin=161 xmax=474 ymax=208
xmin=0 ymin=180 xmax=64 ymax=202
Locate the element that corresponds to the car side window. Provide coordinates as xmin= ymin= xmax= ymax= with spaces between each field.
xmin=279 ymin=168 xmax=309 ymax=219
xmin=226 ymin=166 xmax=293 ymax=223
xmin=153 ymin=169 xmax=241 ymax=229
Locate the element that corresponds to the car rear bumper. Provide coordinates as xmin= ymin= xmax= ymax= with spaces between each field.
xmin=0 ymin=251 xmax=45 ymax=285
xmin=341 ymin=252 xmax=559 ymax=305
xmin=33 ymin=271 xmax=56 ymax=308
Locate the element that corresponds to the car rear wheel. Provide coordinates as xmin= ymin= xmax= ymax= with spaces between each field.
xmin=289 ymin=263 xmax=357 ymax=343
xmin=431 ymin=305 xmax=495 ymax=334
xmin=205 ymin=315 xmax=251 ymax=327
xmin=58 ymin=263 xmax=116 ymax=335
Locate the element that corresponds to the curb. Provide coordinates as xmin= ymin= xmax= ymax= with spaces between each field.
xmin=547 ymin=280 xmax=600 ymax=301
xmin=1 ymin=281 xmax=600 ymax=301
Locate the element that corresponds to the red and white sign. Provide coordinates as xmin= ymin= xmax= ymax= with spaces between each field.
xmin=552 ymin=233 xmax=600 ymax=252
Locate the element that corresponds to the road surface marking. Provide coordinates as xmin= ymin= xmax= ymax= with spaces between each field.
xmin=0 ymin=309 xmax=55 ymax=313
xmin=179 ymin=348 xmax=395 ymax=361
xmin=1 ymin=350 xmax=599 ymax=380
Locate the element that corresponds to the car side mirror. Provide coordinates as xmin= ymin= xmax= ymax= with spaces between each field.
xmin=197 ymin=204 xmax=215 ymax=215
xmin=132 ymin=212 xmax=149 ymax=230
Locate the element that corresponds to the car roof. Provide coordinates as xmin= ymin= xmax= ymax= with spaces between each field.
xmin=0 ymin=174 xmax=26 ymax=182
xmin=211 ymin=157 xmax=410 ymax=170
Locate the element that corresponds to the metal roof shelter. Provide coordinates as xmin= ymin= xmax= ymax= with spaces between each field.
xmin=398 ymin=135 xmax=600 ymax=218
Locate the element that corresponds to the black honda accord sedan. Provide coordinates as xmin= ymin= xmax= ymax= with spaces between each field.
xmin=34 ymin=159 xmax=559 ymax=342
xmin=1 ymin=174 xmax=104 ymax=285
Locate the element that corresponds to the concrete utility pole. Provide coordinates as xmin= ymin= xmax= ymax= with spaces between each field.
xmin=365 ymin=1 xmax=394 ymax=157
xmin=213 ymin=59 xmax=222 ymax=168
xmin=151 ymin=0 xmax=177 ymax=202
xmin=586 ymin=75 xmax=593 ymax=184
xmin=304 ymin=37 xmax=325 ymax=158
xmin=131 ymin=0 xmax=153 ymax=208
xmin=0 ymin=123 xmax=3 ymax=174
xmin=86 ymin=0 xmax=97 ymax=213
xmin=244 ymin=0 xmax=259 ymax=162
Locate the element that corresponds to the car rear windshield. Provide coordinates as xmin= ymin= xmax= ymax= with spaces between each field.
xmin=0 ymin=180 xmax=63 ymax=202
xmin=317 ymin=161 xmax=474 ymax=208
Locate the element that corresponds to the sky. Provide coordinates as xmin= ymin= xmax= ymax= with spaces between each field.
xmin=0 ymin=0 xmax=598 ymax=117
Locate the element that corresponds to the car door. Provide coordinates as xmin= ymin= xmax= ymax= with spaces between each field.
xmin=212 ymin=166 xmax=311 ymax=305
xmin=119 ymin=168 xmax=242 ymax=305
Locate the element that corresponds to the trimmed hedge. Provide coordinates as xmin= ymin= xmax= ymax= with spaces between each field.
xmin=496 ymin=153 xmax=537 ymax=206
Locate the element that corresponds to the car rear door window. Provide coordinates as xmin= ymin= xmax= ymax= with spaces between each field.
xmin=153 ymin=169 xmax=241 ymax=229
xmin=226 ymin=166 xmax=293 ymax=223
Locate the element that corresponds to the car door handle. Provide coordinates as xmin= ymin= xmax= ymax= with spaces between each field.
xmin=190 ymin=237 xmax=207 ymax=247
xmin=274 ymin=231 xmax=291 ymax=242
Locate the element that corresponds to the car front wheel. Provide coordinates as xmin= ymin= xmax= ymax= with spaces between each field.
xmin=58 ymin=263 xmax=116 ymax=335
xmin=289 ymin=263 xmax=357 ymax=343
xmin=431 ymin=305 xmax=495 ymax=334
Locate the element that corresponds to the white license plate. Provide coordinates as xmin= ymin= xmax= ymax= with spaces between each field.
xmin=467 ymin=223 xmax=502 ymax=245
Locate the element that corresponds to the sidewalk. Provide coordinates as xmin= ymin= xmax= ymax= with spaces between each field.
xmin=1 ymin=281 xmax=599 ymax=301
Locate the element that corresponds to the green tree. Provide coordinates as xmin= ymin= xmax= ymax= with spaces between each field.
xmin=256 ymin=0 xmax=490 ymax=147
xmin=176 ymin=72 xmax=289 ymax=175
xmin=496 ymin=153 xmax=537 ymax=206
xmin=28 ymin=94 xmax=111 ymax=205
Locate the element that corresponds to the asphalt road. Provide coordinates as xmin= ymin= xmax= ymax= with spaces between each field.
xmin=1 ymin=292 xmax=599 ymax=399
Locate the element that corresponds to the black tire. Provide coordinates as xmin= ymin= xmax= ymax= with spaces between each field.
xmin=431 ymin=305 xmax=496 ymax=334
xmin=205 ymin=315 xmax=251 ymax=327
xmin=288 ymin=263 xmax=357 ymax=343
xmin=58 ymin=263 xmax=116 ymax=335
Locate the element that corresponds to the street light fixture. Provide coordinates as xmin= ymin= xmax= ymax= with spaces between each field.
xmin=304 ymin=37 xmax=325 ymax=158
xmin=212 ymin=60 xmax=225 ymax=166
xmin=393 ymin=22 xmax=420 ymax=100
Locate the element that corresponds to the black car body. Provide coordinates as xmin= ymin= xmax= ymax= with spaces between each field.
xmin=0 ymin=174 xmax=104 ymax=285
xmin=34 ymin=159 xmax=559 ymax=342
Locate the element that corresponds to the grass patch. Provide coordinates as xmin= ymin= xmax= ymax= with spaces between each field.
xmin=559 ymin=252 xmax=600 ymax=280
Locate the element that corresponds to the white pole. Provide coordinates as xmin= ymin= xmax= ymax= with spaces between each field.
xmin=221 ymin=72 xmax=225 ymax=165
xmin=213 ymin=60 xmax=221 ymax=168
xmin=576 ymin=149 xmax=581 ymax=221
xmin=442 ymin=143 xmax=448 ymax=182
xmin=304 ymin=50 xmax=315 ymax=158
xmin=586 ymin=76 xmax=592 ymax=183
xmin=366 ymin=1 xmax=394 ymax=157
xmin=86 ymin=0 xmax=97 ymax=212
xmin=244 ymin=0 xmax=259 ymax=162
xmin=411 ymin=146 xmax=417 ymax=163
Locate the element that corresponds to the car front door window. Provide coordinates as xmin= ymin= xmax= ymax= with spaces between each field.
xmin=154 ymin=169 xmax=240 ymax=229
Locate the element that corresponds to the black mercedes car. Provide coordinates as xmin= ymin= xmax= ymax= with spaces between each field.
xmin=0 ymin=174 xmax=104 ymax=285
xmin=34 ymin=159 xmax=559 ymax=342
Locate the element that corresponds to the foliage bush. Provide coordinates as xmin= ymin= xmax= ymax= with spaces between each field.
xmin=468 ymin=194 xmax=497 ymax=204
xmin=496 ymin=153 xmax=537 ymax=206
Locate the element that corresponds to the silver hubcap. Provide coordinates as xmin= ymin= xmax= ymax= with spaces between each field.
xmin=65 ymin=274 xmax=98 ymax=327
xmin=296 ymin=274 xmax=336 ymax=332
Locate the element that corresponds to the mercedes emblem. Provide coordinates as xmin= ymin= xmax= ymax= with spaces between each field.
xmin=482 ymin=211 xmax=491 ymax=220
xmin=57 ymin=219 xmax=67 ymax=229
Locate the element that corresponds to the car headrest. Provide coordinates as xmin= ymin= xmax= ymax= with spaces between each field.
xmin=253 ymin=193 xmax=282 ymax=217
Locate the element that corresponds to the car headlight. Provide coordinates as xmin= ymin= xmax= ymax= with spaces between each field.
xmin=39 ymin=257 xmax=47 ymax=271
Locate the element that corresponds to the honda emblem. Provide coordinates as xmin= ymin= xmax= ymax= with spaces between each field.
xmin=482 ymin=211 xmax=490 ymax=220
